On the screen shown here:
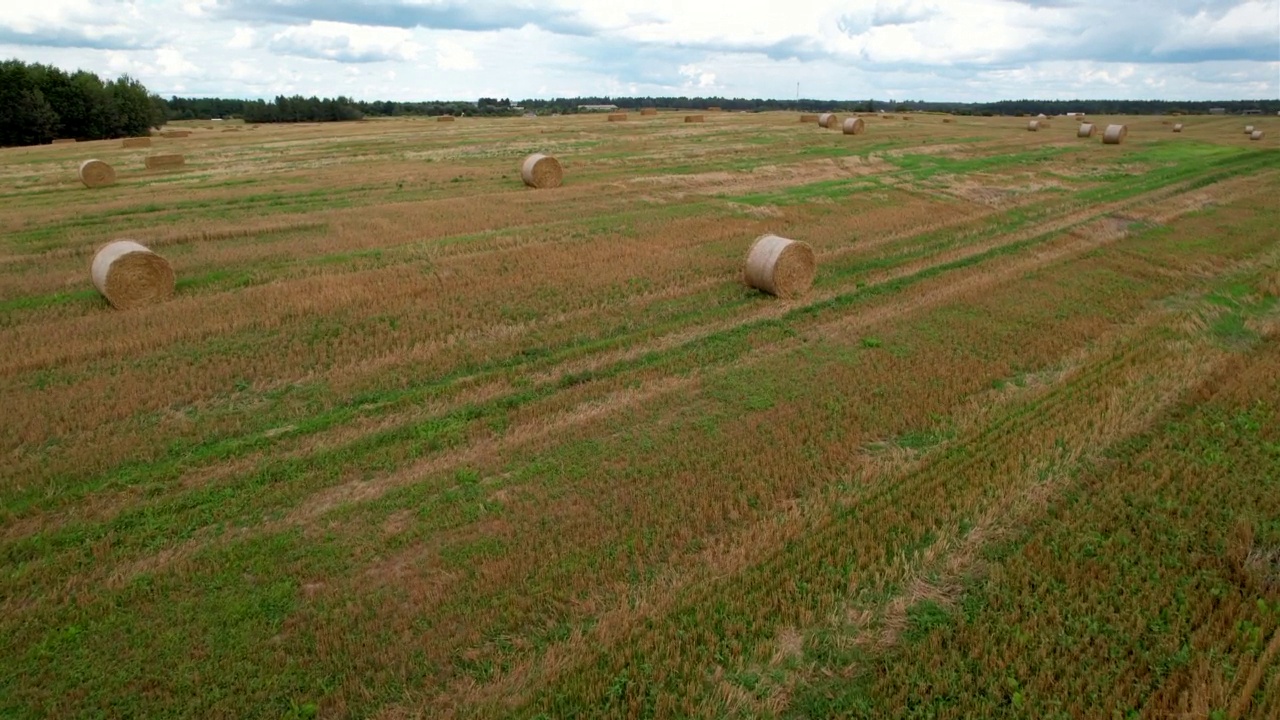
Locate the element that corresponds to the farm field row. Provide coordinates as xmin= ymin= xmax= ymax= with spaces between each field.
xmin=1 ymin=111 xmax=1278 ymax=718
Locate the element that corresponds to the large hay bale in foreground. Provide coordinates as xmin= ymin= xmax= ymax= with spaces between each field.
xmin=437 ymin=116 xmax=455 ymax=122
xmin=842 ymin=117 xmax=866 ymax=135
xmin=1173 ymin=123 xmax=1184 ymax=133
xmin=1103 ymin=124 xmax=1128 ymax=144
xmin=744 ymin=234 xmax=815 ymax=299
xmin=122 ymin=137 xmax=151 ymax=148
xmin=91 ymin=240 xmax=175 ymax=310
xmin=520 ymin=153 xmax=563 ymax=189
xmin=52 ymin=138 xmax=77 ymax=144
xmin=607 ymin=113 xmax=627 ymax=122
xmin=1252 ymin=130 xmax=1265 ymax=141
xmin=145 ymin=154 xmax=185 ymax=170
xmin=78 ymin=159 xmax=116 ymax=188
xmin=1078 ymin=123 xmax=1096 ymax=138
xmin=640 ymin=108 xmax=657 ymax=116
xmin=800 ymin=114 xmax=820 ymax=123
xmin=685 ymin=115 xmax=705 ymax=123
xmin=818 ymin=113 xmax=839 ymax=128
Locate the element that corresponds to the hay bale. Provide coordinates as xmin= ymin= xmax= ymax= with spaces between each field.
xmin=160 ymin=130 xmax=191 ymax=138
xmin=640 ymin=108 xmax=657 ymax=116
xmin=1251 ymin=130 xmax=1265 ymax=141
xmin=438 ymin=116 xmax=455 ymax=122
xmin=1102 ymin=124 xmax=1128 ymax=145
xmin=121 ymin=137 xmax=152 ymax=148
xmin=943 ymin=118 xmax=955 ymax=123
xmin=91 ymin=240 xmax=175 ymax=310
xmin=77 ymin=159 xmax=116 ymax=188
xmin=1078 ymin=123 xmax=1096 ymax=138
xmin=1244 ymin=125 xmax=1254 ymax=134
xmin=744 ymin=234 xmax=815 ymax=299
xmin=1028 ymin=120 xmax=1042 ymax=132
xmin=818 ymin=113 xmax=839 ymax=128
xmin=520 ymin=153 xmax=563 ymax=189
xmin=52 ymin=138 xmax=77 ymax=144
xmin=800 ymin=114 xmax=820 ymax=123
xmin=1173 ymin=123 xmax=1184 ymax=133
xmin=607 ymin=113 xmax=628 ymax=122
xmin=842 ymin=117 xmax=866 ymax=135
xmin=144 ymin=154 xmax=185 ymax=170
xmin=685 ymin=115 xmax=705 ymax=123
xmin=902 ymin=116 xmax=911 ymax=121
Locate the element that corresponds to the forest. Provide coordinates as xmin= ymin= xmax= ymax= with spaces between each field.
xmin=0 ymin=60 xmax=165 ymax=147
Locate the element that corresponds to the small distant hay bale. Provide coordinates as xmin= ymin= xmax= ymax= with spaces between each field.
xmin=1173 ymin=123 xmax=1184 ymax=133
xmin=902 ymin=116 xmax=911 ymax=121
xmin=800 ymin=114 xmax=820 ymax=123
xmin=1036 ymin=113 xmax=1048 ymax=119
xmin=160 ymin=130 xmax=191 ymax=138
xmin=145 ymin=154 xmax=185 ymax=170
xmin=607 ymin=113 xmax=628 ymax=122
xmin=818 ymin=113 xmax=839 ymax=128
xmin=91 ymin=240 xmax=175 ymax=310
xmin=520 ymin=153 xmax=563 ymax=189
xmin=1028 ymin=120 xmax=1042 ymax=132
xmin=78 ymin=159 xmax=116 ymax=188
xmin=52 ymin=138 xmax=77 ymax=144
xmin=1251 ymin=130 xmax=1265 ymax=141
xmin=1078 ymin=123 xmax=1096 ymax=138
xmin=744 ymin=234 xmax=815 ymax=299
xmin=943 ymin=118 xmax=955 ymax=123
xmin=1244 ymin=125 xmax=1254 ymax=134
xmin=437 ymin=116 xmax=455 ymax=122
xmin=685 ymin=115 xmax=705 ymax=123
xmin=841 ymin=117 xmax=866 ymax=135
xmin=121 ymin=137 xmax=151 ymax=148
xmin=1103 ymin=124 xmax=1128 ymax=144
xmin=640 ymin=108 xmax=657 ymax=116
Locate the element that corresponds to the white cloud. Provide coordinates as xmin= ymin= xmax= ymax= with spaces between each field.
xmin=228 ymin=27 xmax=256 ymax=50
xmin=268 ymin=21 xmax=420 ymax=63
xmin=435 ymin=38 xmax=480 ymax=70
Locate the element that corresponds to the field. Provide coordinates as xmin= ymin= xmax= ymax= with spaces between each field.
xmin=2 ymin=110 xmax=1280 ymax=719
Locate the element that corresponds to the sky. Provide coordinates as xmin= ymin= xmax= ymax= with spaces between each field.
xmin=1 ymin=0 xmax=1278 ymax=102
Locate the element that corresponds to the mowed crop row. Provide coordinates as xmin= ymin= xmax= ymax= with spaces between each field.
xmin=1 ymin=113 xmax=1278 ymax=718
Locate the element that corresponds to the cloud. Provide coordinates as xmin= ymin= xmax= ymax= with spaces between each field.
xmin=227 ymin=27 xmax=256 ymax=50
xmin=267 ymin=21 xmax=421 ymax=63
xmin=0 ymin=0 xmax=162 ymax=50
xmin=211 ymin=0 xmax=592 ymax=34
xmin=435 ymin=38 xmax=480 ymax=70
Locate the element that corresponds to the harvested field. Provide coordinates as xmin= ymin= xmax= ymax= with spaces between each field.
xmin=2 ymin=112 xmax=1279 ymax=719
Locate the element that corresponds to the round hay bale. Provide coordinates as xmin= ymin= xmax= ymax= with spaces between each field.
xmin=520 ymin=153 xmax=563 ymax=189
xmin=1102 ymin=124 xmax=1128 ymax=144
xmin=1251 ymin=130 xmax=1265 ymax=141
xmin=1036 ymin=113 xmax=1048 ymax=120
xmin=640 ymin=108 xmax=657 ymax=116
xmin=607 ymin=113 xmax=627 ymax=122
xmin=1244 ymin=125 xmax=1255 ymax=134
xmin=1078 ymin=123 xmax=1096 ymax=138
xmin=799 ymin=114 xmax=820 ymax=123
xmin=1028 ymin=120 xmax=1042 ymax=132
xmin=744 ymin=234 xmax=815 ymax=299
xmin=78 ymin=159 xmax=116 ymax=188
xmin=841 ymin=117 xmax=865 ymax=135
xmin=1173 ymin=123 xmax=1184 ymax=133
xmin=685 ymin=115 xmax=705 ymax=123
xmin=91 ymin=240 xmax=175 ymax=310
xmin=818 ymin=113 xmax=839 ymax=129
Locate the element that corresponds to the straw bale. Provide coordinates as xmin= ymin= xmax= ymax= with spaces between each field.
xmin=1173 ymin=123 xmax=1184 ymax=132
xmin=520 ymin=153 xmax=563 ymax=189
xmin=685 ymin=115 xmax=705 ymax=123
xmin=607 ymin=113 xmax=628 ymax=122
xmin=640 ymin=108 xmax=657 ymax=116
xmin=818 ymin=113 xmax=839 ymax=129
xmin=91 ymin=240 xmax=175 ymax=310
xmin=145 ymin=154 xmax=185 ymax=170
xmin=1078 ymin=123 xmax=1096 ymax=138
xmin=1251 ymin=130 xmax=1265 ymax=141
xmin=1102 ymin=124 xmax=1128 ymax=144
xmin=799 ymin=114 xmax=820 ymax=123
xmin=1245 ymin=125 xmax=1254 ymax=134
xmin=122 ymin=137 xmax=151 ymax=148
xmin=1028 ymin=120 xmax=1042 ymax=132
xmin=744 ymin=234 xmax=815 ymax=299
xmin=77 ymin=159 xmax=116 ymax=188
xmin=841 ymin=117 xmax=866 ymax=135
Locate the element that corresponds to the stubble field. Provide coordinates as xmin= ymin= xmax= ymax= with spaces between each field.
xmin=2 ymin=110 xmax=1280 ymax=719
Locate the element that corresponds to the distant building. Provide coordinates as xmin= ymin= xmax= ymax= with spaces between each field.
xmin=578 ymin=104 xmax=619 ymax=112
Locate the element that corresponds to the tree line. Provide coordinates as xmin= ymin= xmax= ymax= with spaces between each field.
xmin=0 ymin=59 xmax=166 ymax=147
